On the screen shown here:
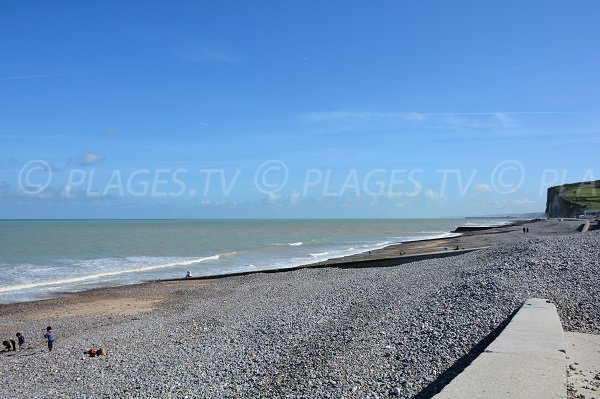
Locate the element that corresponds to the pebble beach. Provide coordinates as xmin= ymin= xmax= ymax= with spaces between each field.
xmin=1 ymin=222 xmax=599 ymax=398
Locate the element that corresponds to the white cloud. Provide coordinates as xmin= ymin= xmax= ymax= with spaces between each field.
xmin=77 ymin=152 xmax=105 ymax=166
xmin=216 ymin=200 xmax=237 ymax=206
xmin=267 ymin=193 xmax=280 ymax=204
xmin=474 ymin=184 xmax=493 ymax=193
xmin=425 ymin=189 xmax=440 ymax=200
xmin=60 ymin=185 xmax=74 ymax=199
xmin=290 ymin=191 xmax=301 ymax=205
xmin=515 ymin=198 xmax=536 ymax=204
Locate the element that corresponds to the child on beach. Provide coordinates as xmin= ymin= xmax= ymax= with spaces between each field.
xmin=16 ymin=332 xmax=24 ymax=348
xmin=44 ymin=327 xmax=56 ymax=351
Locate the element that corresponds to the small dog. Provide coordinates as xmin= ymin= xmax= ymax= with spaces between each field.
xmin=2 ymin=340 xmax=16 ymax=351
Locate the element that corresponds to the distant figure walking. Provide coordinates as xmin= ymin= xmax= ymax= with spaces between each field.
xmin=185 ymin=270 xmax=192 ymax=278
xmin=526 ymin=227 xmax=529 ymax=233
xmin=44 ymin=326 xmax=56 ymax=352
xmin=16 ymin=332 xmax=24 ymax=348
xmin=523 ymin=227 xmax=526 ymax=234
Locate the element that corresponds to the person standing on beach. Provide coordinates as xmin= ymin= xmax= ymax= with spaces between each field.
xmin=44 ymin=326 xmax=56 ymax=351
xmin=16 ymin=332 xmax=24 ymax=349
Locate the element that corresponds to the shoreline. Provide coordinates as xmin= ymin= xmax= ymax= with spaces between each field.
xmin=0 ymin=218 xmax=582 ymax=311
xmin=0 ymin=219 xmax=499 ymax=305
xmin=0 ymin=219 xmax=516 ymax=306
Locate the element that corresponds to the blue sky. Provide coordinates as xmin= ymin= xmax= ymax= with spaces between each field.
xmin=1 ymin=0 xmax=599 ymax=218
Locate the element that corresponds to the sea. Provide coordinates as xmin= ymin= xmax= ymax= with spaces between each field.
xmin=0 ymin=219 xmax=509 ymax=303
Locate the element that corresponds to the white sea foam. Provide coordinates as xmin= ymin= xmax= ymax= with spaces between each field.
xmin=462 ymin=221 xmax=510 ymax=227
xmin=0 ymin=255 xmax=220 ymax=294
xmin=1 ymin=219 xmax=509 ymax=303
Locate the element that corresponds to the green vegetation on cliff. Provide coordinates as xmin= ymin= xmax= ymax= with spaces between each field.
xmin=557 ymin=180 xmax=600 ymax=210
xmin=546 ymin=180 xmax=600 ymax=218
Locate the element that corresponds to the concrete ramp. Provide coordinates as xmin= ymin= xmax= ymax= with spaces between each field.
xmin=578 ymin=220 xmax=590 ymax=232
xmin=433 ymin=298 xmax=566 ymax=399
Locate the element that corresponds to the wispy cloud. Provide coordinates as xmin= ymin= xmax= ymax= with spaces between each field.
xmin=474 ymin=184 xmax=493 ymax=193
xmin=267 ymin=192 xmax=281 ymax=205
xmin=301 ymin=110 xmax=573 ymax=123
xmin=82 ymin=152 xmax=104 ymax=165
xmin=300 ymin=111 xmax=425 ymax=123
xmin=174 ymin=42 xmax=240 ymax=64
xmin=290 ymin=191 xmax=301 ymax=206
xmin=0 ymin=71 xmax=91 ymax=82
xmin=442 ymin=111 xmax=517 ymax=129
xmin=0 ymin=182 xmax=122 ymax=204
xmin=70 ymin=152 xmax=105 ymax=167
xmin=300 ymin=110 xmax=575 ymax=124
xmin=425 ymin=189 xmax=441 ymax=200
xmin=132 ymin=29 xmax=242 ymax=65
xmin=426 ymin=111 xmax=572 ymax=117
xmin=492 ymin=112 xmax=516 ymax=128
xmin=86 ymin=128 xmax=118 ymax=140
xmin=298 ymin=110 xmax=580 ymax=136
xmin=515 ymin=198 xmax=536 ymax=204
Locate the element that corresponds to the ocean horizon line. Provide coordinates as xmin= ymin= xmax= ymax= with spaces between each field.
xmin=0 ymin=215 xmax=523 ymax=221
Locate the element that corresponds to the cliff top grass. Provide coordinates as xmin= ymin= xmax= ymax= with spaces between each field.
xmin=557 ymin=180 xmax=600 ymax=210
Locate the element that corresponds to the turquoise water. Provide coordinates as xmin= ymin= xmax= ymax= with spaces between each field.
xmin=0 ymin=219 xmax=506 ymax=303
